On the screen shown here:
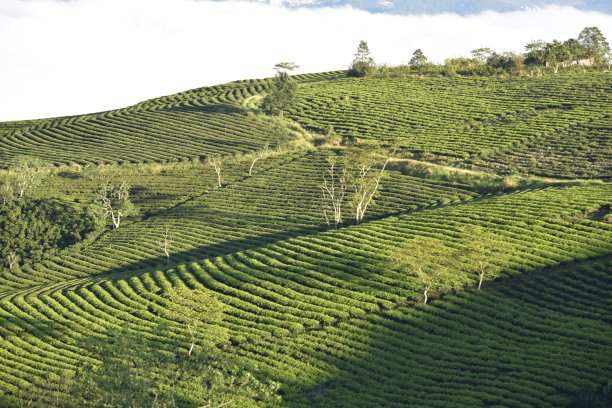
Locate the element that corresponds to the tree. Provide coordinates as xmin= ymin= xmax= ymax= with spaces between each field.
xmin=578 ymin=26 xmax=610 ymax=64
xmin=96 ymin=181 xmax=137 ymax=229
xmin=409 ymin=49 xmax=428 ymax=66
xmin=347 ymin=147 xmax=392 ymax=224
xmin=158 ymin=225 xmax=173 ymax=263
xmin=348 ymin=40 xmax=375 ymax=77
xmin=524 ymin=40 xmax=548 ymax=65
xmin=249 ymin=142 xmax=270 ymax=176
xmin=471 ymin=47 xmax=495 ymax=64
xmin=210 ymin=154 xmax=223 ymax=188
xmin=5 ymin=252 xmax=18 ymax=271
xmin=563 ymin=38 xmax=587 ymax=63
xmin=0 ymin=182 xmax=13 ymax=206
xmin=390 ymin=236 xmax=467 ymax=304
xmin=164 ymin=286 xmax=227 ymax=358
xmin=9 ymin=155 xmax=52 ymax=197
xmin=320 ymin=157 xmax=348 ymax=229
xmin=0 ymin=198 xmax=95 ymax=269
xmin=459 ymin=226 xmax=514 ymax=290
xmin=545 ymin=40 xmax=572 ymax=73
xmin=261 ymin=62 xmax=299 ymax=116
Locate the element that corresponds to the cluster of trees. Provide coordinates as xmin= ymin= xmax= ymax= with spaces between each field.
xmin=320 ymin=148 xmax=392 ymax=229
xmin=0 ymin=198 xmax=96 ymax=271
xmin=390 ymin=226 xmax=514 ymax=304
xmin=348 ymin=26 xmax=610 ymax=78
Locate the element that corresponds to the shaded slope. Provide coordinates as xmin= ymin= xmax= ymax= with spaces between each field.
xmin=0 ymin=184 xmax=609 ymax=405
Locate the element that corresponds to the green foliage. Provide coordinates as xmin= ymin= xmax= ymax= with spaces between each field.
xmin=8 ymin=155 xmax=52 ymax=197
xmin=0 ymin=198 xmax=95 ymax=268
xmin=459 ymin=226 xmax=514 ymax=289
xmin=70 ymin=312 xmax=279 ymax=407
xmin=262 ymin=63 xmax=299 ymax=116
xmin=578 ymin=26 xmax=611 ymax=64
xmin=390 ymin=236 xmax=469 ymax=303
xmin=409 ymin=48 xmax=427 ymax=66
xmin=348 ymin=40 xmax=375 ymax=77
xmin=163 ymin=286 xmax=228 ymax=356
xmin=96 ymin=181 xmax=138 ymax=229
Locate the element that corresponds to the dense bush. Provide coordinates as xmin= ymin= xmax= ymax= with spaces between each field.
xmin=0 ymin=198 xmax=96 ymax=267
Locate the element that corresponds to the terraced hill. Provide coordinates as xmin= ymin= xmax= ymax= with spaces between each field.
xmin=288 ymin=73 xmax=612 ymax=178
xmin=0 ymin=184 xmax=610 ymax=406
xmin=0 ymin=70 xmax=610 ymax=407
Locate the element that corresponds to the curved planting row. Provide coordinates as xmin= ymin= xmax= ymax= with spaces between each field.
xmin=236 ymin=257 xmax=611 ymax=407
xmin=0 ymin=184 xmax=609 ymax=404
xmin=471 ymin=113 xmax=612 ymax=179
xmin=0 ymin=72 xmax=342 ymax=167
xmin=287 ymin=73 xmax=611 ymax=177
xmin=0 ymin=150 xmax=481 ymax=291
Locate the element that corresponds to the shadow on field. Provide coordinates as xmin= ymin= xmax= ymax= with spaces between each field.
xmin=271 ymin=257 xmax=612 ymax=408
xmin=165 ymin=104 xmax=248 ymax=115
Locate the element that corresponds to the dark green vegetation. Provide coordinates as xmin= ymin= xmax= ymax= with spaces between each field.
xmin=0 ymin=67 xmax=610 ymax=407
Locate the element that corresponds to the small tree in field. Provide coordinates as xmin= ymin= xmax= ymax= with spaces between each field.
xmin=164 ymin=285 xmax=227 ymax=358
xmin=347 ymin=147 xmax=392 ymax=224
xmin=262 ymin=62 xmax=299 ymax=116
xmin=390 ymin=236 xmax=467 ymax=304
xmin=96 ymin=181 xmax=137 ymax=229
xmin=158 ymin=225 xmax=173 ymax=263
xmin=209 ymin=154 xmax=223 ymax=188
xmin=249 ymin=142 xmax=270 ymax=176
xmin=348 ymin=40 xmax=375 ymax=77
xmin=320 ymin=158 xmax=348 ymax=229
xmin=9 ymin=155 xmax=52 ymax=197
xmin=5 ymin=252 xmax=19 ymax=271
xmin=460 ymin=226 xmax=514 ymax=290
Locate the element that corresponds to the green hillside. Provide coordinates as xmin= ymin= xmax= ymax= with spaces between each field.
xmin=0 ymin=70 xmax=610 ymax=407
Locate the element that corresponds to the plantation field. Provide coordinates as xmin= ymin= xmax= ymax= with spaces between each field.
xmin=0 ymin=72 xmax=341 ymax=167
xmin=0 ymin=70 xmax=610 ymax=407
xmin=1 ymin=149 xmax=486 ymax=292
xmin=288 ymin=73 xmax=612 ymax=178
xmin=0 ymin=184 xmax=610 ymax=406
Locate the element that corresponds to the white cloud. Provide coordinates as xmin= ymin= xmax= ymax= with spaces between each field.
xmin=0 ymin=0 xmax=610 ymax=121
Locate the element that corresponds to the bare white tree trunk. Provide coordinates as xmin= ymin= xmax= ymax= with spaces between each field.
xmin=249 ymin=142 xmax=270 ymax=176
xmin=423 ymin=285 xmax=430 ymax=304
xmin=354 ymin=158 xmax=390 ymax=224
xmin=210 ymin=155 xmax=222 ymax=188
xmin=187 ymin=323 xmax=197 ymax=357
xmin=320 ymin=161 xmax=347 ymax=229
xmin=6 ymin=252 xmax=19 ymax=270
xmin=158 ymin=226 xmax=173 ymax=262
xmin=478 ymin=268 xmax=485 ymax=290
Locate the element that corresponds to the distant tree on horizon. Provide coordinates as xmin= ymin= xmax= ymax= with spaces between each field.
xmin=409 ymin=49 xmax=428 ymax=66
xmin=348 ymin=40 xmax=375 ymax=77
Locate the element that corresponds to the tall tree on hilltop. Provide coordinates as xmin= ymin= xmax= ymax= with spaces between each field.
xmin=262 ymin=62 xmax=299 ymax=116
xmin=578 ymin=26 xmax=610 ymax=64
xmin=348 ymin=40 xmax=375 ymax=77
xmin=409 ymin=49 xmax=428 ymax=66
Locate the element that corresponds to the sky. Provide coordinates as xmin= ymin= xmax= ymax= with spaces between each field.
xmin=0 ymin=0 xmax=611 ymax=121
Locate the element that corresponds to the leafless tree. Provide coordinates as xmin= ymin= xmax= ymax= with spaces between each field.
xmin=349 ymin=148 xmax=392 ymax=224
xmin=210 ymin=155 xmax=222 ymax=188
xmin=158 ymin=226 xmax=173 ymax=263
xmin=320 ymin=158 xmax=348 ymax=229
xmin=248 ymin=142 xmax=270 ymax=176
xmin=97 ymin=181 xmax=136 ymax=229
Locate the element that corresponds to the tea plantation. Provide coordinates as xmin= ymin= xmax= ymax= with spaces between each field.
xmin=0 ymin=70 xmax=610 ymax=407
